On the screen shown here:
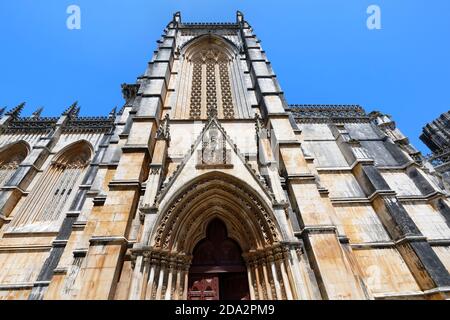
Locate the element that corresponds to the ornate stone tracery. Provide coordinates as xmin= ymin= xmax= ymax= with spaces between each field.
xmin=219 ymin=60 xmax=235 ymax=119
xmin=205 ymin=57 xmax=218 ymax=119
xmin=152 ymin=173 xmax=280 ymax=251
xmin=1 ymin=12 xmax=449 ymax=302
xmin=9 ymin=141 xmax=92 ymax=232
xmin=291 ymin=104 xmax=370 ymax=124
xmin=127 ymin=172 xmax=305 ymax=300
xmin=189 ymin=61 xmax=202 ymax=119
xmin=0 ymin=141 xmax=29 ymax=189
xmin=175 ymin=35 xmax=241 ymax=120
xmin=188 ymin=48 xmax=235 ymax=120
xmin=196 ymin=122 xmax=232 ymax=168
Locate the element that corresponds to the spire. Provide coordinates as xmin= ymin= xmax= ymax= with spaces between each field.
xmin=31 ymin=107 xmax=44 ymax=118
xmin=0 ymin=107 xmax=6 ymax=117
xmin=236 ymin=11 xmax=244 ymax=23
xmin=74 ymin=106 xmax=81 ymax=117
xmin=109 ymin=106 xmax=117 ymax=118
xmin=173 ymin=11 xmax=181 ymax=24
xmin=6 ymin=102 xmax=25 ymax=118
xmin=63 ymin=101 xmax=79 ymax=117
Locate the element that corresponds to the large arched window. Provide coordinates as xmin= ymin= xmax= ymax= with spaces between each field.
xmin=0 ymin=141 xmax=29 ymax=189
xmin=173 ymin=35 xmax=252 ymax=120
xmin=10 ymin=141 xmax=92 ymax=233
xmin=189 ymin=48 xmax=235 ymax=119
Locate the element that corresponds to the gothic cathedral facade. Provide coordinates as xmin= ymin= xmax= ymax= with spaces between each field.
xmin=0 ymin=12 xmax=449 ymax=300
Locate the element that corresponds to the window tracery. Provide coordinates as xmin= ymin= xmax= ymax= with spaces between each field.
xmin=10 ymin=143 xmax=91 ymax=232
xmin=188 ymin=49 xmax=235 ymax=120
xmin=0 ymin=143 xmax=28 ymax=189
xmin=219 ymin=61 xmax=235 ymax=119
xmin=189 ymin=61 xmax=202 ymax=119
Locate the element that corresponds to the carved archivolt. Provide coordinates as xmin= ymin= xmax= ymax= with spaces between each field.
xmin=129 ymin=173 xmax=304 ymax=300
xmin=151 ymin=173 xmax=280 ymax=253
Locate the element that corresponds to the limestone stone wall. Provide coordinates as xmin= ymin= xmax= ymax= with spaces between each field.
xmin=0 ymin=12 xmax=448 ymax=300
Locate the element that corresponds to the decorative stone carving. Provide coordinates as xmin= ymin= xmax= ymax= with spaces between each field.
xmin=149 ymin=166 xmax=162 ymax=176
xmin=179 ymin=28 xmax=242 ymax=50
xmin=156 ymin=114 xmax=171 ymax=141
xmin=196 ymin=122 xmax=232 ymax=169
xmin=291 ymin=104 xmax=370 ymax=124
xmin=31 ymin=107 xmax=43 ymax=118
xmin=219 ymin=61 xmax=234 ymax=119
xmin=3 ymin=13 xmax=450 ymax=302
xmin=188 ymin=48 xmax=235 ymax=120
xmin=121 ymin=83 xmax=140 ymax=105
xmin=206 ymin=59 xmax=218 ymax=119
xmin=5 ymin=103 xmax=25 ymax=120
xmin=189 ymin=62 xmax=202 ymax=119
xmin=9 ymin=141 xmax=91 ymax=232
xmin=152 ymin=174 xmax=280 ymax=251
xmin=0 ymin=141 xmax=29 ymax=188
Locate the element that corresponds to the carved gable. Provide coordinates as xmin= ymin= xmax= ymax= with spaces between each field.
xmin=154 ymin=118 xmax=273 ymax=210
xmin=196 ymin=121 xmax=232 ymax=169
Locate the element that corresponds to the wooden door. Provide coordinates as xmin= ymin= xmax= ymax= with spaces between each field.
xmin=220 ymin=273 xmax=250 ymax=300
xmin=187 ymin=219 xmax=251 ymax=300
xmin=187 ymin=274 xmax=220 ymax=300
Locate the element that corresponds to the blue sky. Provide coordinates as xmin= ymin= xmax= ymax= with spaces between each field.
xmin=0 ymin=1 xmax=449 ymax=153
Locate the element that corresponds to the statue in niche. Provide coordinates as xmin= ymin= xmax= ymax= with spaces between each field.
xmin=197 ymin=123 xmax=232 ymax=169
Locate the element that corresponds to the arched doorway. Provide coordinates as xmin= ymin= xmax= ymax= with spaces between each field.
xmin=136 ymin=173 xmax=302 ymax=300
xmin=187 ymin=218 xmax=250 ymax=300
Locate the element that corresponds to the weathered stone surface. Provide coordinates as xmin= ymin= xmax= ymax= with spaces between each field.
xmin=0 ymin=12 xmax=448 ymax=301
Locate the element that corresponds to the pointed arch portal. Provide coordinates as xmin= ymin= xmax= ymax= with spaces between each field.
xmin=130 ymin=172 xmax=304 ymax=300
